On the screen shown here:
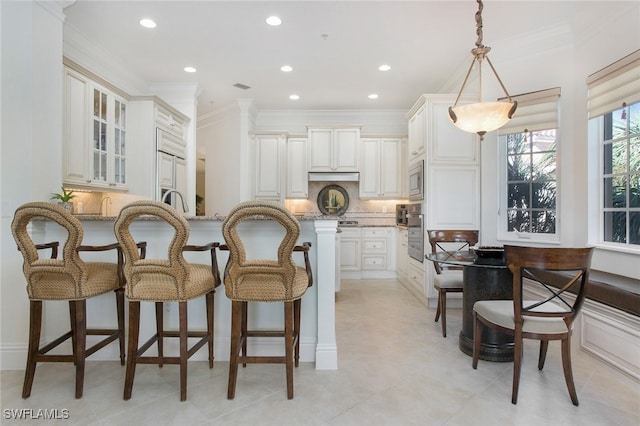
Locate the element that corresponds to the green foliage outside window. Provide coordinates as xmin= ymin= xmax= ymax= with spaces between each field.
xmin=506 ymin=129 xmax=557 ymax=234
xmin=602 ymin=102 xmax=640 ymax=245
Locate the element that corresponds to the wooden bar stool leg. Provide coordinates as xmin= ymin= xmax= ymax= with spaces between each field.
xmin=124 ymin=301 xmax=140 ymax=400
xmin=69 ymin=301 xmax=77 ymax=364
xmin=73 ymin=300 xmax=87 ymax=399
xmin=179 ymin=301 xmax=188 ymax=402
xmin=22 ymin=301 xmax=42 ymax=399
xmin=155 ymin=302 xmax=164 ymax=367
xmin=227 ymin=301 xmax=242 ymax=399
xmin=294 ymin=298 xmax=301 ymax=367
xmin=284 ymin=301 xmax=294 ymax=399
xmin=206 ymin=291 xmax=214 ymax=368
xmin=115 ymin=288 xmax=126 ymax=365
xmin=241 ymin=301 xmax=248 ymax=368
xmin=434 ymin=291 xmax=441 ymax=323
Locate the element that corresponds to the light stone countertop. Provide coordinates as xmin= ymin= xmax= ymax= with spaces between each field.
xmin=72 ymin=214 xmax=396 ymax=227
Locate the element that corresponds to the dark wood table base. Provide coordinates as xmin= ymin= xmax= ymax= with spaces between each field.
xmin=459 ymin=331 xmax=514 ymax=362
xmin=461 ymin=264 xmax=515 ymax=362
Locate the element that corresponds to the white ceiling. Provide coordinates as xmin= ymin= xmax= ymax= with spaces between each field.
xmin=62 ymin=1 xmax=626 ymax=116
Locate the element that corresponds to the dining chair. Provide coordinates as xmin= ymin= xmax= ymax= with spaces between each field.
xmin=114 ymin=200 xmax=221 ymax=401
xmin=11 ymin=201 xmax=131 ymax=399
xmin=472 ymin=245 xmax=594 ymax=405
xmin=221 ymin=200 xmax=313 ymax=399
xmin=427 ymin=230 xmax=479 ymax=337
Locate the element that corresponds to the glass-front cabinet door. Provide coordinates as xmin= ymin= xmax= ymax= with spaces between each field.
xmin=63 ymin=65 xmax=128 ymax=191
xmin=90 ymin=84 xmax=127 ymax=189
xmin=113 ymin=99 xmax=126 ymax=185
xmin=92 ymin=88 xmax=108 ymax=182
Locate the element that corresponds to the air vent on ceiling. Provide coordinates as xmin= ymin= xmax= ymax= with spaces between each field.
xmin=233 ymin=83 xmax=251 ymax=90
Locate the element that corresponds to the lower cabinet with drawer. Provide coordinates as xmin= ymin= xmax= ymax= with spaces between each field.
xmin=340 ymin=227 xmax=396 ymax=279
xmin=404 ymin=258 xmax=427 ymax=305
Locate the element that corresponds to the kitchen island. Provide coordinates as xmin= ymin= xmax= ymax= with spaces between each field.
xmin=30 ymin=214 xmax=339 ymax=370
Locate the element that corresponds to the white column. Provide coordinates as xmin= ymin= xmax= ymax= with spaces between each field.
xmin=314 ymin=219 xmax=338 ymax=369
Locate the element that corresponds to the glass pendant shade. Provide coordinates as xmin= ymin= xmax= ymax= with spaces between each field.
xmin=448 ymin=0 xmax=517 ymax=140
xmin=449 ymin=101 xmax=517 ymax=138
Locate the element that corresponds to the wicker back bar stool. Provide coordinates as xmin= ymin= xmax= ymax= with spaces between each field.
xmin=11 ymin=201 xmax=134 ymax=399
xmin=114 ymin=200 xmax=221 ymax=401
xmin=221 ymin=201 xmax=313 ymax=399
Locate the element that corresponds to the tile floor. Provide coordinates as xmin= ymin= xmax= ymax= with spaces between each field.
xmin=1 ymin=279 xmax=639 ymax=425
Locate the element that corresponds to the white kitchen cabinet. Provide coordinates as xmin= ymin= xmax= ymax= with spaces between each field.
xmin=253 ymin=133 xmax=285 ymax=202
xmin=156 ymin=104 xmax=186 ymax=140
xmin=406 ymin=259 xmax=427 ymax=304
xmin=63 ymin=66 xmax=128 ymax=191
xmin=396 ymin=228 xmax=408 ymax=284
xmin=341 ymin=227 xmax=396 ymax=279
xmin=286 ymin=138 xmax=308 ymax=198
xmin=408 ymin=104 xmax=426 ymax=161
xmin=128 ymin=97 xmax=190 ymax=202
xmin=406 ymin=94 xmax=480 ymax=230
xmin=156 ymin=151 xmax=188 ymax=211
xmin=361 ymin=228 xmax=388 ymax=271
xmin=359 ymin=138 xmax=405 ymax=199
xmin=308 ymin=127 xmax=360 ymax=172
xmin=339 ymin=227 xmax=361 ymax=274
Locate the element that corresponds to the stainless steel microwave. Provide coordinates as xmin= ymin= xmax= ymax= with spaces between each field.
xmin=408 ymin=160 xmax=424 ymax=201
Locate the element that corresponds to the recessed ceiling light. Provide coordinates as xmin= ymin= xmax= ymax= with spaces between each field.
xmin=289 ymin=94 xmax=300 ymax=100
xmin=378 ymin=64 xmax=391 ymax=71
xmin=266 ymin=16 xmax=282 ymax=26
xmin=139 ymin=18 xmax=156 ymax=29
xmin=368 ymin=94 xmax=379 ymax=99
xmin=184 ymin=67 xmax=197 ymax=73
xmin=280 ymin=65 xmax=293 ymax=72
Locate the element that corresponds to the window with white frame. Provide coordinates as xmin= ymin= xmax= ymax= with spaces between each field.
xmin=588 ymin=50 xmax=640 ymax=247
xmin=498 ymin=88 xmax=561 ymax=242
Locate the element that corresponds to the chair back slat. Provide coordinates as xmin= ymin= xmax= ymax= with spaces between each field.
xmin=427 ymin=230 xmax=479 ymax=273
xmin=504 ymin=245 xmax=594 ymax=326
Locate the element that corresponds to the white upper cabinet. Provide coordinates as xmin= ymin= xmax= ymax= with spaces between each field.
xmin=63 ymin=66 xmax=128 ymax=191
xmin=429 ymin=100 xmax=478 ymax=164
xmin=359 ymin=138 xmax=405 ymax=199
xmin=408 ymin=105 xmax=425 ymax=161
xmin=287 ymin=138 xmax=308 ymax=198
xmin=156 ymin=104 xmax=185 ymax=140
xmin=253 ymin=133 xmax=285 ymax=202
xmin=407 ymin=94 xmax=479 ymax=165
xmin=308 ymin=127 xmax=360 ymax=172
xmin=407 ymin=94 xmax=480 ymax=230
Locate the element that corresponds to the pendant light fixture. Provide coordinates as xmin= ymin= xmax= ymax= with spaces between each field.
xmin=448 ymin=0 xmax=517 ymax=140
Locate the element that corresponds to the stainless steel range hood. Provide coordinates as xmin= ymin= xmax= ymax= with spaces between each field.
xmin=308 ymin=172 xmax=359 ymax=182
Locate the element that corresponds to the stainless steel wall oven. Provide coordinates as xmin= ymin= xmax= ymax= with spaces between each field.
xmin=407 ymin=203 xmax=424 ymax=262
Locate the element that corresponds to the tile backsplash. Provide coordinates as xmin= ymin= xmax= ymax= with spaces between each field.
xmin=285 ymin=181 xmax=407 ymax=219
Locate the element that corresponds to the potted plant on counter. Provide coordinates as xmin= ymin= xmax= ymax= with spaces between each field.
xmin=50 ymin=187 xmax=76 ymax=213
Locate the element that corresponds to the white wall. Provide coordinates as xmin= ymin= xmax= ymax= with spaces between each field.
xmin=1 ymin=1 xmax=66 ymax=369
